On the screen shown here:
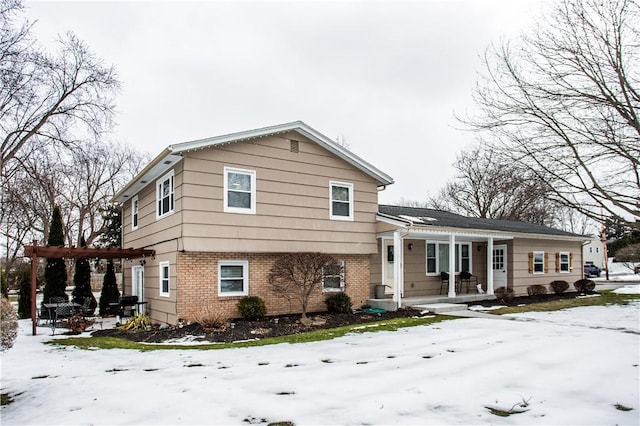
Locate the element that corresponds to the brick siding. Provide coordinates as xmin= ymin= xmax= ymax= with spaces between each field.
xmin=176 ymin=252 xmax=371 ymax=322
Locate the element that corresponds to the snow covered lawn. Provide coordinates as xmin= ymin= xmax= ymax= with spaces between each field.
xmin=1 ymin=303 xmax=639 ymax=425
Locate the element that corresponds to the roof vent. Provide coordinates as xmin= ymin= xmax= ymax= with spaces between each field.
xmin=163 ymin=160 xmax=173 ymax=165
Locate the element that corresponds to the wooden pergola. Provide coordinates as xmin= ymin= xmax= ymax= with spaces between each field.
xmin=24 ymin=240 xmax=155 ymax=335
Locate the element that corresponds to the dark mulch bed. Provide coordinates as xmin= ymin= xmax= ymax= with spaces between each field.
xmin=91 ymin=291 xmax=593 ymax=344
xmin=474 ymin=291 xmax=597 ymax=307
xmin=91 ymin=308 xmax=424 ymax=344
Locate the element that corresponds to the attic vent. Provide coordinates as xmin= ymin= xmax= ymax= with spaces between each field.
xmin=290 ymin=140 xmax=299 ymax=153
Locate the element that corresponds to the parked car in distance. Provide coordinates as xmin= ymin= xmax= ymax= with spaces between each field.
xmin=584 ymin=262 xmax=601 ymax=278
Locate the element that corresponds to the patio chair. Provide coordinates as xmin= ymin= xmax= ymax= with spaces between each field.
xmin=440 ymin=271 xmax=463 ymax=294
xmin=80 ymin=297 xmax=95 ymax=317
xmin=459 ymin=271 xmax=479 ymax=293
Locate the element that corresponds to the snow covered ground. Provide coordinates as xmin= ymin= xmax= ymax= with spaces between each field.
xmin=1 ymin=302 xmax=639 ymax=425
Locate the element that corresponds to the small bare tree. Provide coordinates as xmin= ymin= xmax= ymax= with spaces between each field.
xmin=268 ymin=252 xmax=341 ymax=322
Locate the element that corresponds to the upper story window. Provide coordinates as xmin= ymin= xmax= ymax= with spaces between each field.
xmin=159 ymin=261 xmax=170 ymax=297
xmin=426 ymin=242 xmax=472 ymax=275
xmin=322 ymin=260 xmax=345 ymax=292
xmin=224 ymin=167 xmax=256 ymax=214
xmin=156 ymin=170 xmax=174 ymax=219
xmin=329 ymin=181 xmax=353 ymax=221
xmin=131 ymin=196 xmax=139 ymax=230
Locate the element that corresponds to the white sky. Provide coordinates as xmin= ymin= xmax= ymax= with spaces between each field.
xmin=1 ymin=299 xmax=639 ymax=424
xmin=24 ymin=0 xmax=546 ymax=204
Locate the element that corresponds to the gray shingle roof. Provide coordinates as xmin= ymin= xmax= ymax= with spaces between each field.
xmin=379 ymin=205 xmax=587 ymax=238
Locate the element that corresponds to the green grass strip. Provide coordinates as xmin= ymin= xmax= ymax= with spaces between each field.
xmin=49 ymin=315 xmax=458 ymax=352
xmin=490 ymin=292 xmax=640 ymax=315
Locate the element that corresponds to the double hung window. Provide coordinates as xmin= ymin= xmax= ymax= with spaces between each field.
xmin=132 ymin=196 xmax=139 ymax=230
xmin=322 ymin=260 xmax=345 ymax=292
xmin=329 ymin=181 xmax=353 ymax=220
xmin=533 ymin=251 xmax=545 ymax=274
xmin=159 ymin=262 xmax=170 ymax=297
xmin=156 ymin=171 xmax=174 ymax=219
xmin=224 ymin=167 xmax=256 ymax=214
xmin=218 ymin=260 xmax=249 ymax=296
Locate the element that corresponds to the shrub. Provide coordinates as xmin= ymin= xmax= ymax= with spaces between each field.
xmin=99 ymin=260 xmax=120 ymax=315
xmin=549 ymin=280 xmax=570 ymax=294
xmin=237 ymin=296 xmax=267 ymax=320
xmin=325 ymin=292 xmax=353 ymax=314
xmin=192 ymin=305 xmax=228 ymax=330
xmin=494 ymin=286 xmax=514 ymax=303
xmin=526 ymin=284 xmax=547 ymax=296
xmin=1 ymin=296 xmax=18 ymax=351
xmin=574 ymin=278 xmax=596 ymax=293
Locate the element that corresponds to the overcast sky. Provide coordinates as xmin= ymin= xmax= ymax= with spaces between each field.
xmin=25 ymin=0 xmax=545 ymax=204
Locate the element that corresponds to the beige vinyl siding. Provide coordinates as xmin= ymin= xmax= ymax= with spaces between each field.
xmin=122 ymin=240 xmax=179 ymax=324
xmin=178 ymin=133 xmax=380 ymax=254
xmin=402 ymin=240 xmax=440 ymax=297
xmin=510 ymin=238 xmax=583 ymax=295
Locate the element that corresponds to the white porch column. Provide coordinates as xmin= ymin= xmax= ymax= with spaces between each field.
xmin=448 ymin=234 xmax=456 ymax=297
xmin=392 ymin=230 xmax=403 ymax=309
xmin=487 ymin=237 xmax=494 ymax=295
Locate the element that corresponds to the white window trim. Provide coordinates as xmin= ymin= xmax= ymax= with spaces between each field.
xmin=159 ymin=261 xmax=170 ymax=297
xmin=156 ymin=170 xmax=175 ymax=220
xmin=322 ymin=260 xmax=345 ymax=292
xmin=559 ymin=252 xmax=570 ymax=273
xmin=425 ymin=241 xmax=472 ymax=276
xmin=533 ymin=251 xmax=545 ymax=275
xmin=218 ymin=260 xmax=249 ymax=297
xmin=131 ymin=195 xmax=139 ymax=231
xmin=224 ymin=167 xmax=256 ymax=214
xmin=329 ymin=181 xmax=354 ymax=221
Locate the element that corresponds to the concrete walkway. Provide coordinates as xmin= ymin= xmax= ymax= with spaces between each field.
xmin=412 ymin=302 xmax=511 ymax=320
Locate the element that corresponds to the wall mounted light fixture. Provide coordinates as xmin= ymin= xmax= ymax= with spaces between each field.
xmin=408 ymin=243 xmax=414 ymax=251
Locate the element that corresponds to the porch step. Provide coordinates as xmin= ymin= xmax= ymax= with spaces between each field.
xmin=412 ymin=303 xmax=468 ymax=314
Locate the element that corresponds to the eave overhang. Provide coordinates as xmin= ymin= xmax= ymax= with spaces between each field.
xmin=113 ymin=121 xmax=394 ymax=204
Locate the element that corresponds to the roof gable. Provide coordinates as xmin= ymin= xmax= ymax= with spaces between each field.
xmin=114 ymin=121 xmax=394 ymax=203
xmin=379 ymin=205 xmax=587 ymax=238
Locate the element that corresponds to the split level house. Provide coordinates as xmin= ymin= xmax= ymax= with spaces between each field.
xmin=113 ymin=121 xmax=588 ymax=324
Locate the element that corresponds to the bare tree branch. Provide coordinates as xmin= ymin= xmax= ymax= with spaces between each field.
xmin=462 ymin=0 xmax=640 ymax=226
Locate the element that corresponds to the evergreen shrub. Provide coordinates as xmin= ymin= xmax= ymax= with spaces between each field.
xmin=494 ymin=286 xmax=514 ymax=303
xmin=574 ymin=278 xmax=596 ymax=293
xmin=237 ymin=296 xmax=267 ymax=320
xmin=99 ymin=260 xmax=120 ymax=315
xmin=549 ymin=280 xmax=570 ymax=294
xmin=325 ymin=292 xmax=353 ymax=314
xmin=526 ymin=284 xmax=547 ymax=296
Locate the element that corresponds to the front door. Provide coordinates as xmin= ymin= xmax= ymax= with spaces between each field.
xmin=492 ymin=245 xmax=508 ymax=287
xmin=132 ymin=266 xmax=144 ymax=314
xmin=382 ymin=239 xmax=394 ymax=294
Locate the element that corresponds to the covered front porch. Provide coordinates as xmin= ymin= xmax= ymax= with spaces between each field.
xmin=371 ymin=215 xmax=514 ymax=311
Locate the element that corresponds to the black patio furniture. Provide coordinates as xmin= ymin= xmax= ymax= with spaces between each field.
xmin=459 ymin=271 xmax=479 ymax=293
xmin=118 ymin=295 xmax=139 ymax=321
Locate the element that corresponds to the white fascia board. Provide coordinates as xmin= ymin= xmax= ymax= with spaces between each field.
xmin=113 ymin=152 xmax=183 ymax=203
xmin=405 ymin=227 xmax=514 ymax=241
xmin=376 ymin=213 xmax=411 ymax=227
